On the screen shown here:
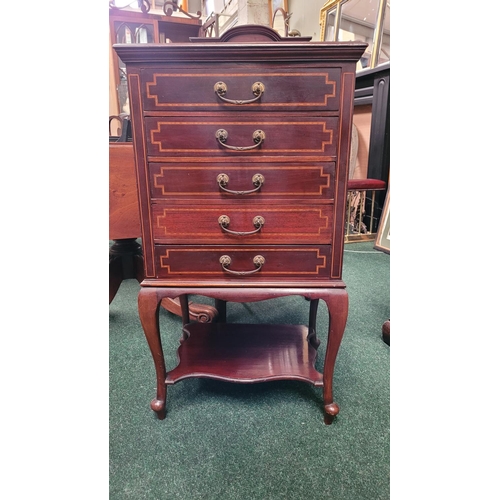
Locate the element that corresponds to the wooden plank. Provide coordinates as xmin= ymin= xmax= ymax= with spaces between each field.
xmin=109 ymin=143 xmax=141 ymax=240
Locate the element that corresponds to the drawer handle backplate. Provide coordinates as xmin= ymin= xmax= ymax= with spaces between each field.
xmin=217 ymin=173 xmax=265 ymax=195
xmin=214 ymin=81 xmax=265 ymax=105
xmin=219 ymin=255 xmax=265 ymax=276
xmin=215 ymin=129 xmax=266 ymax=151
xmin=218 ymin=215 xmax=265 ymax=236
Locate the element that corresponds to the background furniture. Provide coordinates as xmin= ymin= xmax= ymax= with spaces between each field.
xmin=115 ymin=24 xmax=366 ymax=423
xmin=109 ymin=141 xmax=218 ymax=322
xmin=109 ymin=142 xmax=144 ymax=305
xmin=109 ymin=5 xmax=202 ymax=116
xmin=109 ymin=114 xmax=132 ymax=142
xmin=346 ymin=178 xmax=386 ymax=242
xmin=353 ymin=61 xmax=390 ymax=223
xmin=382 ymin=319 xmax=390 ymax=345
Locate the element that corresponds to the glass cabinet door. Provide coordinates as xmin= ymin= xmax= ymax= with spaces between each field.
xmin=112 ymin=20 xmax=156 ymax=114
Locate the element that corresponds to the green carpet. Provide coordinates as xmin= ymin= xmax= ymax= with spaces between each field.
xmin=109 ymin=241 xmax=390 ymax=499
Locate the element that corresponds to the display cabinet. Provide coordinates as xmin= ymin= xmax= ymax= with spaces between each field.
xmin=114 ymin=24 xmax=366 ymax=424
xmin=109 ymin=6 xmax=202 ymax=115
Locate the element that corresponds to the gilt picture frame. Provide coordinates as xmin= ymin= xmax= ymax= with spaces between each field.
xmin=319 ymin=0 xmax=343 ymax=41
xmin=374 ymin=185 xmax=390 ymax=254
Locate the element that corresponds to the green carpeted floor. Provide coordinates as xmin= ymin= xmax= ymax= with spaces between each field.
xmin=109 ymin=241 xmax=390 ymax=499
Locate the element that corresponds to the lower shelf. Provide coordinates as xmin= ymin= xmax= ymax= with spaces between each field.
xmin=165 ymin=322 xmax=324 ymax=386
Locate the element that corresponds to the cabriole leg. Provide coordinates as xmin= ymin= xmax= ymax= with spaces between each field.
xmin=322 ymin=289 xmax=349 ymax=424
xmin=138 ymin=287 xmax=167 ymax=419
xmin=307 ymin=298 xmax=321 ymax=349
xmin=215 ymin=299 xmax=227 ymax=323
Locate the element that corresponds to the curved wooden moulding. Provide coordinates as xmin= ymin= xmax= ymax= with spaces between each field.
xmin=190 ymin=24 xmax=312 ymax=43
xmin=160 ymin=297 xmax=218 ymax=323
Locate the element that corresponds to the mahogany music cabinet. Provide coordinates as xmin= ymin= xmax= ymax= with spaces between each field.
xmin=114 ymin=25 xmax=366 ymax=424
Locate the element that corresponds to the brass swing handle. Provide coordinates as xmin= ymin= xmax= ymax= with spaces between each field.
xmin=218 ymin=215 xmax=265 ymax=236
xmin=219 ymin=255 xmax=265 ymax=276
xmin=214 ymin=81 xmax=265 ymax=105
xmin=215 ymin=129 xmax=266 ymax=151
xmin=217 ymin=173 xmax=265 ymax=195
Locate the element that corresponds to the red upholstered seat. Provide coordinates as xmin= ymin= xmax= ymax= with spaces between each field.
xmin=347 ymin=179 xmax=386 ymax=191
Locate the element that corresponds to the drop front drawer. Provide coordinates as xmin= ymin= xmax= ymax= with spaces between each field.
xmin=151 ymin=205 xmax=333 ymax=244
xmin=141 ymin=67 xmax=341 ymax=112
xmin=145 ymin=116 xmax=338 ymax=158
xmin=155 ymin=246 xmax=332 ymax=279
xmin=148 ymin=162 xmax=335 ymax=201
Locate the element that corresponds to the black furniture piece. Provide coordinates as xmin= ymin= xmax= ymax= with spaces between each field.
xmin=354 ymin=61 xmax=390 ymax=226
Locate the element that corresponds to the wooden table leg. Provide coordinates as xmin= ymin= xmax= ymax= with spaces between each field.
xmin=382 ymin=320 xmax=390 ymax=346
xmin=322 ymin=289 xmax=349 ymax=425
xmin=137 ymin=287 xmax=349 ymax=424
xmin=307 ymin=298 xmax=321 ymax=349
xmin=214 ymin=299 xmax=227 ymax=323
xmin=138 ymin=287 xmax=167 ymax=419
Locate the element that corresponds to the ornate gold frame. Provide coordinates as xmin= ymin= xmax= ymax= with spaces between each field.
xmin=374 ymin=185 xmax=390 ymax=254
xmin=319 ymin=0 xmax=343 ymax=42
xmin=319 ymin=0 xmax=389 ymax=67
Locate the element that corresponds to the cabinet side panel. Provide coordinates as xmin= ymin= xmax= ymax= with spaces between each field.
xmin=331 ymin=69 xmax=356 ymax=279
xmin=128 ymin=72 xmax=156 ymax=277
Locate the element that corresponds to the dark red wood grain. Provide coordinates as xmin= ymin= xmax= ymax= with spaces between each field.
xmin=145 ymin=115 xmax=338 ymax=158
xmin=109 ymin=143 xmax=141 ymax=240
xmin=151 ymin=204 xmax=333 ymax=244
xmin=117 ymin=26 xmax=367 ymax=423
xmin=148 ymin=162 xmax=335 ymax=201
xmin=154 ymin=245 xmax=332 ymax=279
xmin=166 ymin=323 xmax=323 ymax=385
xmin=141 ymin=67 xmax=341 ymax=112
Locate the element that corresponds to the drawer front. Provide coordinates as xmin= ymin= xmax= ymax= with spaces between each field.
xmin=145 ymin=116 xmax=338 ymax=158
xmin=151 ymin=205 xmax=333 ymax=244
xmin=141 ymin=67 xmax=341 ymax=112
xmin=155 ymin=245 xmax=332 ymax=279
xmin=149 ymin=162 xmax=335 ymax=201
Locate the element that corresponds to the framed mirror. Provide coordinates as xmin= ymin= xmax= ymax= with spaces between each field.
xmin=319 ymin=0 xmax=390 ymax=70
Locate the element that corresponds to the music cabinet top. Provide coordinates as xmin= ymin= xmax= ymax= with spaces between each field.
xmin=114 ymin=24 xmax=367 ymax=64
xmin=114 ymin=42 xmax=367 ymax=63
